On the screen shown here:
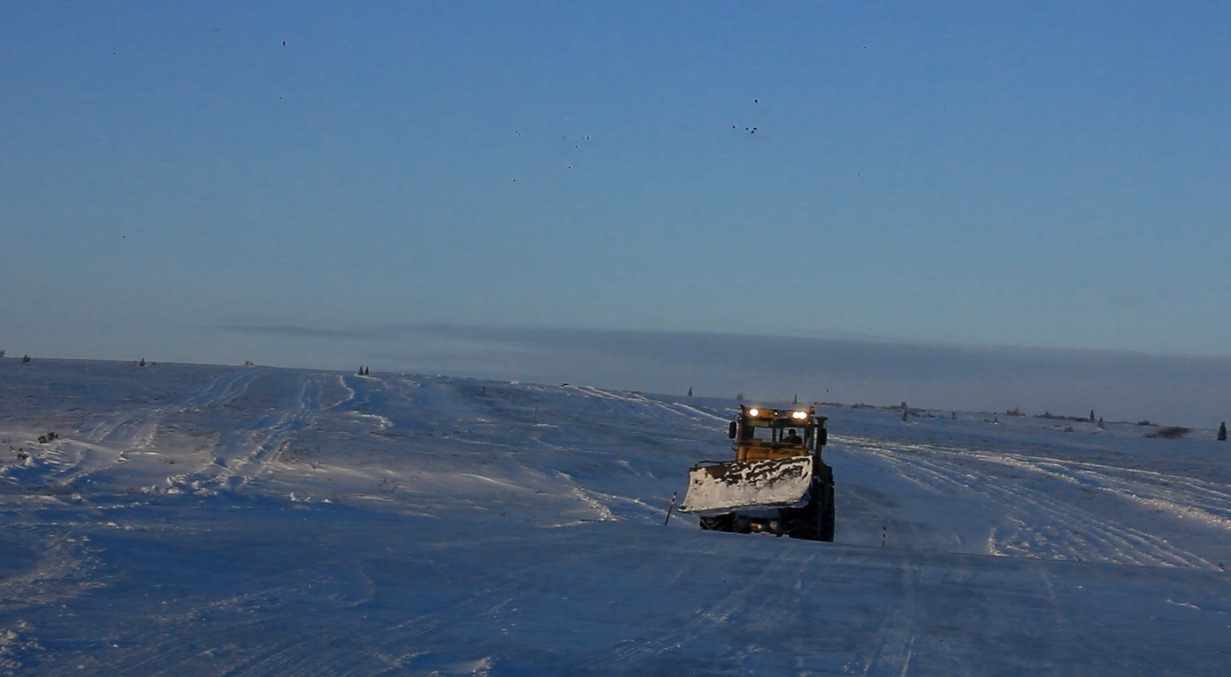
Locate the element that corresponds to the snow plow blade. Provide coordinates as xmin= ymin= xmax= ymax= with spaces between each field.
xmin=680 ymin=456 xmax=814 ymax=516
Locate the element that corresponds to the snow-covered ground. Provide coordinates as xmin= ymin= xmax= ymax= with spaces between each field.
xmin=2 ymin=358 xmax=1230 ymax=675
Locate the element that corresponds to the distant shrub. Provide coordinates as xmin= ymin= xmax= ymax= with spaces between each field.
xmin=1145 ymin=426 xmax=1190 ymax=440
xmin=1036 ymin=411 xmax=1093 ymax=423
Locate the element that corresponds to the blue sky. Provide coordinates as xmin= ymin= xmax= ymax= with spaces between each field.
xmin=3 ymin=2 xmax=1229 ymax=421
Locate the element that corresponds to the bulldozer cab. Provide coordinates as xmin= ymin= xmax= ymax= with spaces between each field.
xmin=728 ymin=405 xmax=828 ymax=462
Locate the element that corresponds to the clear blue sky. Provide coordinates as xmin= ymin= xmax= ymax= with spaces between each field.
xmin=3 ymin=2 xmax=1230 ymax=416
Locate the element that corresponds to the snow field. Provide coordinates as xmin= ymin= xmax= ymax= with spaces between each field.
xmin=2 ymin=359 xmax=1231 ymax=674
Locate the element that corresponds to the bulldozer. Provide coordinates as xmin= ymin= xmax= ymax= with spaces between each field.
xmin=680 ymin=405 xmax=834 ymax=541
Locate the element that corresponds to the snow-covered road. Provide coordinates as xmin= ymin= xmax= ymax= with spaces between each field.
xmin=2 ymin=359 xmax=1230 ymax=674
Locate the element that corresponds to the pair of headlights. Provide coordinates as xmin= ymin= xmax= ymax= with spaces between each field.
xmin=746 ymin=408 xmax=809 ymax=421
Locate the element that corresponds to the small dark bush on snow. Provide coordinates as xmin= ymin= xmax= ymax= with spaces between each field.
xmin=1145 ymin=426 xmax=1190 ymax=439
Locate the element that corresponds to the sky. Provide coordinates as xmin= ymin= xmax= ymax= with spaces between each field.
xmin=3 ymin=1 xmax=1230 ymax=421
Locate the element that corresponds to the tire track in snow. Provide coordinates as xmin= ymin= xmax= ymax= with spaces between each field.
xmin=1010 ymin=456 xmax=1231 ymax=536
xmin=0 ymin=530 xmax=106 ymax=611
xmin=9 ymin=369 xmax=264 ymax=494
xmin=862 ymin=564 xmax=923 ymax=676
xmin=174 ymin=373 xmax=325 ymax=495
xmin=453 ymin=382 xmax=717 ymax=527
xmin=82 ymin=368 xmax=260 ymax=448
xmin=98 ymin=593 xmax=351 ymax=676
xmin=865 ymin=440 xmax=1207 ymax=568
xmin=325 ymin=533 xmax=612 ymax=672
xmin=604 ymin=541 xmax=820 ymax=669
xmin=953 ymin=452 xmax=1214 ymax=569
xmin=0 ymin=530 xmax=109 ymax=671
xmin=845 ymin=437 xmax=1218 ymax=569
xmin=566 ymin=385 xmax=728 ymax=429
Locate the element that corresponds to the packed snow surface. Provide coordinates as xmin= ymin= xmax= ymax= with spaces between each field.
xmin=2 ymin=359 xmax=1231 ymax=675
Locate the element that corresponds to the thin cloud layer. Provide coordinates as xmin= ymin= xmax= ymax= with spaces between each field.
xmin=217 ymin=322 xmax=1231 ymax=429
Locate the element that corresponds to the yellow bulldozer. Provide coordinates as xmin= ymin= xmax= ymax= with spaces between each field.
xmin=680 ymin=404 xmax=834 ymax=541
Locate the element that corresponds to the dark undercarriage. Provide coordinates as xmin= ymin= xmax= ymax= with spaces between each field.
xmin=698 ymin=463 xmax=835 ymax=542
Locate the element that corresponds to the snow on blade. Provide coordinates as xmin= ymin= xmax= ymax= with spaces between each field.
xmin=680 ymin=455 xmax=813 ymax=515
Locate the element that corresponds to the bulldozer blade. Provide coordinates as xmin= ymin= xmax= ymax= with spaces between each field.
xmin=680 ymin=455 xmax=814 ymax=515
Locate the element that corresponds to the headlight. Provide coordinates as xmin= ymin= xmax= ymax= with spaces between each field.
xmin=791 ymin=410 xmax=808 ymax=420
xmin=747 ymin=408 xmax=760 ymax=417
